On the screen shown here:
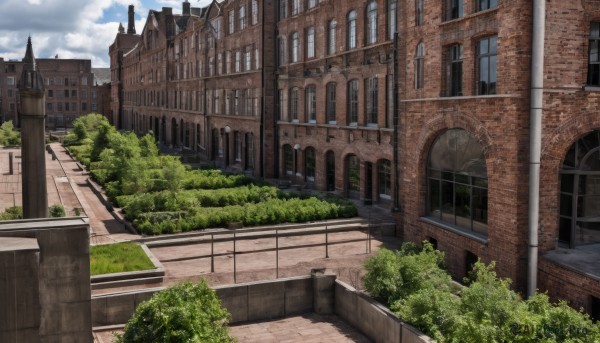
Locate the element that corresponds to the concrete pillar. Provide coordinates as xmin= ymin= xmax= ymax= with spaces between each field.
xmin=311 ymin=268 xmax=335 ymax=315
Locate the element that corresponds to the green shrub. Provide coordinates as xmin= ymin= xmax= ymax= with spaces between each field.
xmin=49 ymin=204 xmax=66 ymax=217
xmin=0 ymin=121 xmax=21 ymax=146
xmin=0 ymin=206 xmax=23 ymax=220
xmin=115 ymin=281 xmax=234 ymax=343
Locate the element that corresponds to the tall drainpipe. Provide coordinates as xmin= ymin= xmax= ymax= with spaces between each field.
xmin=528 ymin=0 xmax=545 ymax=298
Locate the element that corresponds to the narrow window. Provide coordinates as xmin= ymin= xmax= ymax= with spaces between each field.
xmin=415 ymin=0 xmax=424 ymax=26
xmin=306 ymin=85 xmax=316 ymax=123
xmin=478 ymin=36 xmax=497 ymax=95
xmin=386 ymin=75 xmax=393 ymax=128
xmin=388 ymin=0 xmax=397 ymax=39
xmin=291 ymin=32 xmax=299 ymax=62
xmin=326 ymin=82 xmax=337 ymax=123
xmin=279 ymin=37 xmax=287 ymax=65
xmin=307 ymin=0 xmax=317 ymax=9
xmin=447 ymin=0 xmax=463 ymax=20
xmin=252 ymin=0 xmax=258 ymax=25
xmin=347 ymin=10 xmax=357 ymax=49
xmin=589 ymin=22 xmax=600 ymax=86
xmin=235 ymin=51 xmax=241 ymax=72
xmin=378 ymin=160 xmax=392 ymax=200
xmin=366 ymin=77 xmax=378 ymax=125
xmin=239 ymin=5 xmax=246 ymax=30
xmin=328 ymin=20 xmax=337 ymax=55
xmin=280 ymin=0 xmax=288 ymax=19
xmin=415 ymin=42 xmax=425 ymax=89
xmin=449 ymin=44 xmax=463 ymax=96
xmin=366 ymin=2 xmax=378 ymax=45
xmin=284 ymin=145 xmax=294 ymax=175
xmin=478 ymin=0 xmax=497 ymax=11
xmin=348 ymin=80 xmax=359 ymax=125
xmin=306 ymin=26 xmax=315 ymax=58
xmin=228 ymin=10 xmax=235 ymax=34
xmin=292 ymin=0 xmax=300 ymax=15
xmin=305 ymin=147 xmax=316 ymax=182
xmin=290 ymin=87 xmax=299 ymax=121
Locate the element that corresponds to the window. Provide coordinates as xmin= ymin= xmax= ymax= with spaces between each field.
xmin=290 ymin=87 xmax=299 ymax=121
xmin=449 ymin=44 xmax=463 ymax=96
xmin=388 ymin=0 xmax=397 ymax=39
xmin=386 ymin=75 xmax=393 ymax=128
xmin=234 ymin=132 xmax=242 ymax=161
xmin=348 ymin=80 xmax=359 ymax=125
xmin=478 ymin=36 xmax=497 ymax=95
xmin=415 ymin=42 xmax=425 ymax=89
xmin=378 ymin=160 xmax=391 ymax=199
xmin=82 ymin=102 xmax=87 ymax=112
xmin=239 ymin=5 xmax=246 ymax=30
xmin=366 ymin=77 xmax=378 ymax=125
xmin=226 ymin=52 xmax=231 ymax=74
xmin=589 ymin=22 xmax=600 ymax=86
xmin=559 ymin=131 xmax=600 ymax=247
xmin=229 ymin=10 xmax=235 ymax=34
xmin=71 ymin=90 xmax=77 ymax=98
xmin=366 ymin=1 xmax=377 ymax=45
xmin=9 ymin=103 xmax=15 ymax=112
xmin=305 ymin=147 xmax=316 ymax=182
xmin=306 ymin=26 xmax=315 ymax=58
xmin=446 ymin=0 xmax=463 ymax=20
xmin=415 ymin=0 xmax=424 ymax=26
xmin=47 ymin=103 xmax=53 ymax=111
xmin=280 ymin=0 xmax=288 ymax=19
xmin=347 ymin=10 xmax=357 ymax=49
xmin=252 ymin=0 xmax=258 ymax=25
xmin=306 ymin=85 xmax=316 ymax=123
xmin=278 ymin=37 xmax=287 ymax=65
xmin=326 ymin=82 xmax=336 ymax=123
xmin=65 ymin=90 xmax=69 ymax=98
xmin=327 ymin=20 xmax=336 ymax=55
xmin=57 ymin=102 xmax=63 ymax=111
xmin=48 ymin=90 xmax=53 ymax=98
xmin=346 ymin=155 xmax=360 ymax=194
xmin=478 ymin=0 xmax=497 ymax=11
xmin=245 ymin=48 xmax=252 ymax=71
xmin=427 ymin=129 xmax=488 ymax=236
xmin=291 ymin=32 xmax=299 ymax=62
xmin=235 ymin=51 xmax=241 ymax=72
xmin=284 ymin=144 xmax=294 ymax=175
xmin=7 ymin=89 xmax=13 ymax=97
xmin=71 ymin=102 xmax=77 ymax=112
xmin=307 ymin=0 xmax=317 ymax=9
xmin=292 ymin=0 xmax=301 ymax=15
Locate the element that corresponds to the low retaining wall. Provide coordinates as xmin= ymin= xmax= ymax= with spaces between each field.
xmin=91 ymin=272 xmax=433 ymax=342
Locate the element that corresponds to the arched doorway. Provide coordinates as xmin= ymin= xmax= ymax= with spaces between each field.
xmin=305 ymin=147 xmax=316 ymax=183
xmin=346 ymin=154 xmax=360 ymax=199
xmin=560 ymin=131 xmax=600 ymax=247
xmin=211 ymin=128 xmax=219 ymax=160
xmin=171 ymin=118 xmax=177 ymax=146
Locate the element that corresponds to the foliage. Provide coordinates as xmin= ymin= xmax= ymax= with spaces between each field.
xmin=364 ymin=247 xmax=600 ymax=343
xmin=49 ymin=204 xmax=66 ymax=217
xmin=0 ymin=206 xmax=23 ymax=220
xmin=0 ymin=121 xmax=21 ymax=146
xmin=64 ymin=113 xmax=108 ymax=146
xmin=115 ymin=281 xmax=234 ymax=343
xmin=90 ymin=242 xmax=155 ymax=276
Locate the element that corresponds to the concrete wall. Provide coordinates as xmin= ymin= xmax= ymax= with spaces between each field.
xmin=334 ymin=280 xmax=434 ymax=343
xmin=91 ymin=272 xmax=434 ymax=343
xmin=0 ymin=218 xmax=92 ymax=342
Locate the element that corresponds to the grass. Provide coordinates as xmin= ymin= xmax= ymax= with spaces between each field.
xmin=90 ymin=242 xmax=155 ymax=276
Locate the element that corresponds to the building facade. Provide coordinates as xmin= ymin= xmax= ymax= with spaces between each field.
xmin=111 ymin=0 xmax=600 ymax=318
xmin=0 ymin=54 xmax=105 ymax=129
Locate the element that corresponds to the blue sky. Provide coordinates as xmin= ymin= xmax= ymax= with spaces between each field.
xmin=0 ymin=0 xmax=212 ymax=68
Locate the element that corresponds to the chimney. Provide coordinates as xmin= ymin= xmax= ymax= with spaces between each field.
xmin=127 ymin=5 xmax=136 ymax=34
xmin=183 ymin=0 xmax=191 ymax=16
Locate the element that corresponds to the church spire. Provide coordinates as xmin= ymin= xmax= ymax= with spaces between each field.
xmin=22 ymin=36 xmax=36 ymax=72
xmin=118 ymin=22 xmax=125 ymax=34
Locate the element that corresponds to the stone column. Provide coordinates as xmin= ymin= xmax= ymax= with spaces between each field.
xmin=19 ymin=37 xmax=48 ymax=219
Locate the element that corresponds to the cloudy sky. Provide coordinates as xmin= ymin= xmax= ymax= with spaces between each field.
xmin=0 ymin=0 xmax=212 ymax=68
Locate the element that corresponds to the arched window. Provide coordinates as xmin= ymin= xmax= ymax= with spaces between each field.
xmin=415 ymin=0 xmax=423 ymax=26
xmin=347 ymin=10 xmax=357 ymax=49
xmin=415 ymin=42 xmax=425 ymax=89
xmin=378 ymin=159 xmax=392 ymax=199
xmin=366 ymin=1 xmax=377 ymax=45
xmin=328 ymin=20 xmax=337 ymax=55
xmin=284 ymin=144 xmax=294 ymax=176
xmin=427 ymin=129 xmax=488 ymax=236
xmin=291 ymin=32 xmax=299 ymax=62
xmin=346 ymin=154 xmax=361 ymax=195
xmin=560 ymin=131 xmax=600 ymax=247
xmin=305 ymin=147 xmax=316 ymax=182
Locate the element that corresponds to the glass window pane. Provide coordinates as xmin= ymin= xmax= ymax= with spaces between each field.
xmin=429 ymin=178 xmax=441 ymax=216
xmin=441 ymin=180 xmax=455 ymax=223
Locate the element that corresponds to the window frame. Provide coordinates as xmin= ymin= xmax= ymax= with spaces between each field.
xmin=477 ymin=35 xmax=497 ymax=95
xmin=347 ymin=10 xmax=357 ymax=50
xmin=366 ymin=1 xmax=378 ymax=45
xmin=306 ymin=26 xmax=315 ymax=59
xmin=347 ymin=79 xmax=359 ymax=125
xmin=415 ymin=42 xmax=425 ymax=89
xmin=449 ymin=44 xmax=463 ymax=96
xmin=291 ymin=32 xmax=300 ymax=63
xmin=328 ymin=20 xmax=337 ymax=55
xmin=326 ymin=82 xmax=337 ymax=124
xmin=589 ymin=22 xmax=600 ymax=86
xmin=305 ymin=85 xmax=317 ymax=123
xmin=366 ymin=77 xmax=378 ymax=126
xmin=290 ymin=87 xmax=299 ymax=122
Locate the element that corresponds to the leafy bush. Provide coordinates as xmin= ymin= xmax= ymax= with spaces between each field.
xmin=49 ymin=204 xmax=66 ymax=218
xmin=0 ymin=121 xmax=20 ymax=146
xmin=115 ymin=281 xmax=234 ymax=343
xmin=365 ymin=244 xmax=600 ymax=343
xmin=0 ymin=206 xmax=23 ymax=220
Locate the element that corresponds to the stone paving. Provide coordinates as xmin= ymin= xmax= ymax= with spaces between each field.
xmin=1 ymin=143 xmax=398 ymax=343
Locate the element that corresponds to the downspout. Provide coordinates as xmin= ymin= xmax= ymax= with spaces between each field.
xmin=528 ymin=0 xmax=545 ymax=298
xmin=393 ymin=32 xmax=400 ymax=212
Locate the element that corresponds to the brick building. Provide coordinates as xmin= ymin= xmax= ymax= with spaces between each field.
xmin=0 ymin=44 xmax=105 ymax=129
xmin=111 ymin=0 xmax=600 ymax=317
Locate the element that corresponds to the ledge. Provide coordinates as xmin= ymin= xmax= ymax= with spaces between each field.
xmin=419 ymin=216 xmax=488 ymax=245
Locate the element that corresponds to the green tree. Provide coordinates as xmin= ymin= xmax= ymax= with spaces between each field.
xmin=115 ymin=281 xmax=234 ymax=343
xmin=49 ymin=204 xmax=66 ymax=217
xmin=0 ymin=121 xmax=21 ymax=146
